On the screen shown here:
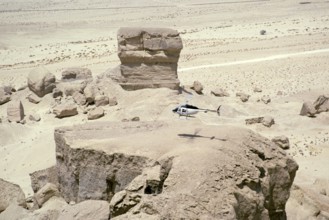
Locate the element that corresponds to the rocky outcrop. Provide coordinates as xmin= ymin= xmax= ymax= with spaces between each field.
xmin=7 ymin=100 xmax=24 ymax=123
xmin=54 ymin=121 xmax=298 ymax=219
xmin=110 ymin=27 xmax=183 ymax=90
xmin=0 ymin=178 xmax=26 ymax=212
xmin=28 ymin=66 xmax=56 ymax=97
xmin=272 ymin=136 xmax=290 ymax=150
xmin=287 ymin=180 xmax=329 ymax=220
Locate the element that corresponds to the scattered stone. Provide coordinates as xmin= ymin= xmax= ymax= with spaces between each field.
xmin=57 ymin=80 xmax=87 ymax=96
xmin=313 ymin=95 xmax=329 ymax=113
xmin=62 ymin=68 xmax=93 ymax=81
xmin=262 ymin=116 xmax=275 ymax=127
xmin=260 ymin=30 xmax=266 ymax=35
xmin=95 ymin=95 xmax=109 ymax=107
xmin=53 ymin=103 xmax=78 ymax=118
xmin=87 ymin=107 xmax=104 ymax=120
xmin=236 ymin=92 xmax=250 ymax=102
xmin=253 ymin=87 xmax=262 ymax=93
xmin=84 ymin=84 xmax=101 ymax=104
xmin=245 ymin=117 xmax=264 ymax=125
xmin=7 ymin=100 xmax=24 ymax=123
xmin=300 ymin=101 xmax=316 ymax=117
xmin=245 ymin=116 xmax=275 ymax=127
xmin=52 ymin=88 xmax=63 ymax=98
xmin=277 ymin=91 xmax=284 ymax=96
xmin=30 ymin=166 xmax=59 ymax=193
xmin=0 ymin=89 xmax=11 ymax=105
xmin=211 ymin=88 xmax=229 ymax=97
xmin=131 ymin=116 xmax=140 ymax=122
xmin=112 ymin=27 xmax=182 ymax=90
xmin=191 ymin=81 xmax=203 ymax=94
xmin=26 ymin=93 xmax=41 ymax=104
xmin=261 ymin=95 xmax=271 ymax=104
xmin=108 ymin=97 xmax=118 ymax=106
xmin=29 ymin=113 xmax=41 ymax=122
xmin=72 ymin=91 xmax=87 ymax=106
xmin=35 ymin=183 xmax=60 ymax=207
xmin=0 ymin=178 xmax=27 ymax=212
xmin=272 ymin=136 xmax=290 ymax=150
xmin=28 ymin=66 xmax=56 ymax=97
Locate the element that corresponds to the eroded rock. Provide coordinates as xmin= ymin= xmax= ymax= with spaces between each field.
xmin=53 ymin=103 xmax=78 ymax=118
xmin=26 ymin=93 xmax=41 ymax=104
xmin=300 ymin=101 xmax=316 ymax=117
xmin=236 ymin=92 xmax=250 ymax=102
xmin=35 ymin=183 xmax=60 ymax=207
xmin=87 ymin=107 xmax=104 ymax=120
xmin=272 ymin=136 xmax=290 ymax=150
xmin=110 ymin=27 xmax=182 ymax=90
xmin=7 ymin=100 xmax=24 ymax=123
xmin=191 ymin=81 xmax=203 ymax=94
xmin=28 ymin=66 xmax=56 ymax=97
xmin=54 ymin=121 xmax=298 ymax=219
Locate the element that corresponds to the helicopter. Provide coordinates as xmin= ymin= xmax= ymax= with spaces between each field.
xmin=172 ymin=104 xmax=221 ymax=118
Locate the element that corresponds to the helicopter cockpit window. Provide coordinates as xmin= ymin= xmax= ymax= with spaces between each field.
xmin=182 ymin=109 xmax=187 ymax=113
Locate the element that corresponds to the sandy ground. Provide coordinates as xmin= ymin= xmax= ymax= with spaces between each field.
xmin=0 ymin=0 xmax=329 ymax=215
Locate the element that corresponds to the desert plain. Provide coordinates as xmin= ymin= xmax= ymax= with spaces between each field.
xmin=0 ymin=0 xmax=329 ymax=219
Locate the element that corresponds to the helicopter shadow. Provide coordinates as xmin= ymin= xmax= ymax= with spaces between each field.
xmin=177 ymin=128 xmax=227 ymax=142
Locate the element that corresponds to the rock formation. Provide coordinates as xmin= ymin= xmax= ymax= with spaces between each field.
xmin=7 ymin=100 xmax=24 ymax=123
xmin=54 ymin=121 xmax=298 ymax=219
xmin=110 ymin=27 xmax=183 ymax=90
xmin=28 ymin=66 xmax=56 ymax=97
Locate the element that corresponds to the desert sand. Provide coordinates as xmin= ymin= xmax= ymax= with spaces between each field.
xmin=0 ymin=0 xmax=329 ymax=218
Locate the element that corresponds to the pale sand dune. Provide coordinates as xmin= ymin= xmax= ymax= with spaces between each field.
xmin=0 ymin=0 xmax=329 ymax=216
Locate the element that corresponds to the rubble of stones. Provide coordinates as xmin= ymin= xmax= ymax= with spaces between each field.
xmin=1 ymin=66 xmax=118 ymax=123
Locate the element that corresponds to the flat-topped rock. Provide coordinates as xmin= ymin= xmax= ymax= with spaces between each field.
xmin=110 ymin=27 xmax=183 ymax=90
xmin=54 ymin=121 xmax=298 ymax=219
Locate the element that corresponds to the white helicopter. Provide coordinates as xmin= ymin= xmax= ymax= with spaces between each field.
xmin=172 ymin=104 xmax=221 ymax=118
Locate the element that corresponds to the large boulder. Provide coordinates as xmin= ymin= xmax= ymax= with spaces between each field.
xmin=313 ymin=95 xmax=329 ymax=113
xmin=28 ymin=66 xmax=56 ymax=97
xmin=110 ymin=27 xmax=183 ymax=90
xmin=0 ymin=178 xmax=26 ymax=212
xmin=54 ymin=121 xmax=298 ymax=219
xmin=7 ymin=100 xmax=24 ymax=123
